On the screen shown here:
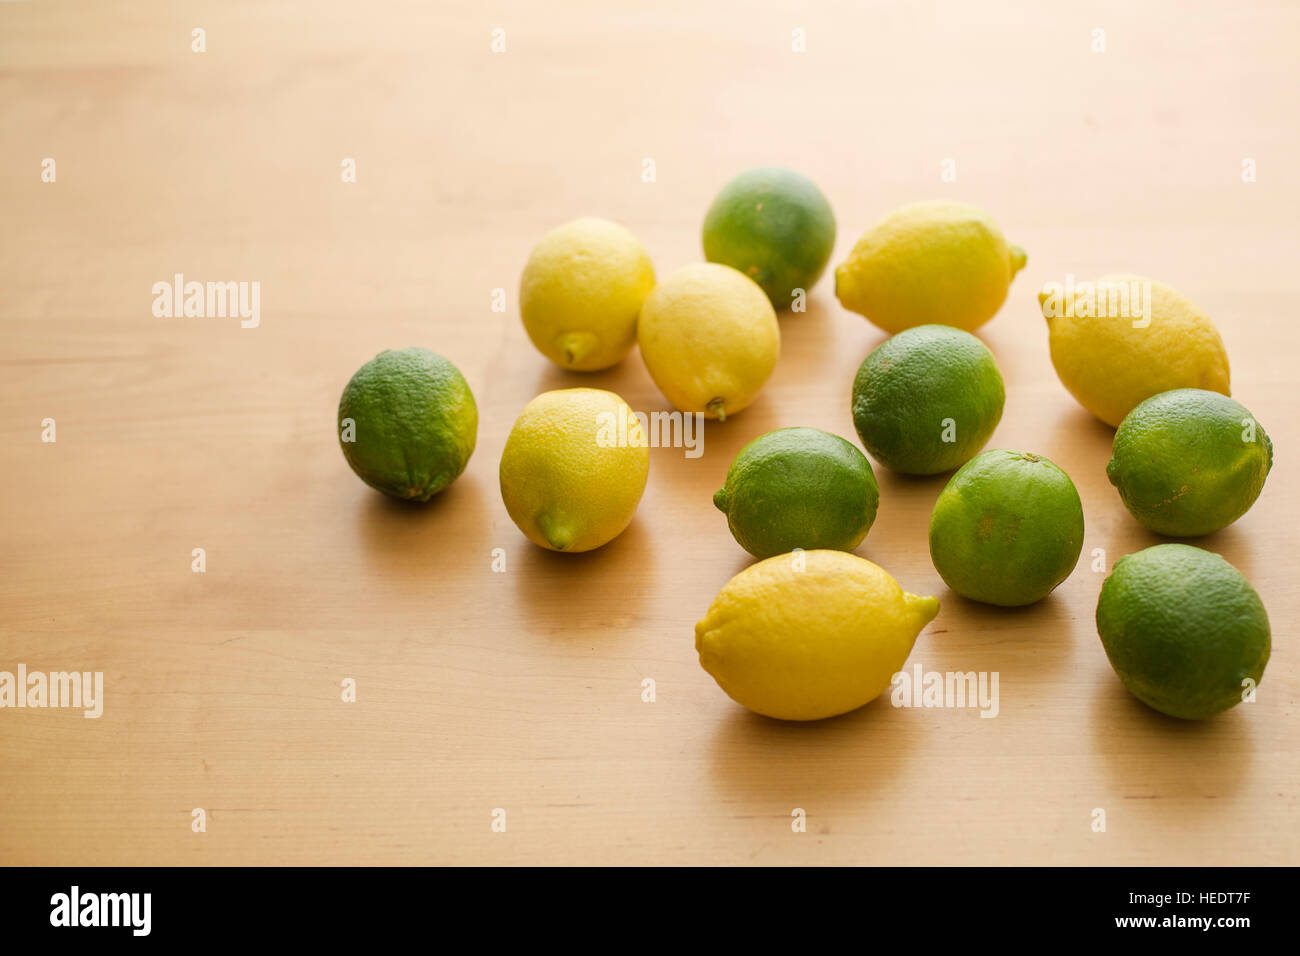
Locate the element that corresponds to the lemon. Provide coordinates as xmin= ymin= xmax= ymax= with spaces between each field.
xmin=519 ymin=218 xmax=656 ymax=371
xmin=499 ymin=388 xmax=649 ymax=552
xmin=1040 ymin=275 xmax=1230 ymax=427
xmin=834 ymin=200 xmax=1026 ymax=333
xmin=337 ymin=347 xmax=478 ymax=501
xmin=1107 ymin=389 xmax=1273 ymax=537
xmin=695 ymin=550 xmax=939 ymax=721
xmin=636 ymin=263 xmax=780 ymax=420
xmin=1097 ymin=544 xmax=1270 ymax=720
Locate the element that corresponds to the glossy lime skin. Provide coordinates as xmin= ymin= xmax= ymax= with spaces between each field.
xmin=852 ymin=324 xmax=1004 ymax=475
xmin=1096 ymin=544 xmax=1270 ymax=719
xmin=929 ymin=449 xmax=1084 ymax=607
xmin=338 ymin=347 xmax=478 ymax=501
xmin=1107 ymin=388 xmax=1272 ymax=537
xmin=714 ymin=427 xmax=879 ymax=559
xmin=702 ymin=167 xmax=836 ymax=310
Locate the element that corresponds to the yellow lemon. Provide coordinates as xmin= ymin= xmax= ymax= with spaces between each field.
xmin=519 ymin=218 xmax=656 ymax=371
xmin=834 ymin=200 xmax=1026 ymax=333
xmin=637 ymin=263 xmax=779 ymax=420
xmin=1040 ymin=275 xmax=1230 ymax=427
xmin=499 ymin=388 xmax=649 ymax=552
xmin=695 ymin=550 xmax=939 ymax=721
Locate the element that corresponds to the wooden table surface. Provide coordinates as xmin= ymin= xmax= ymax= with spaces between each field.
xmin=2 ymin=0 xmax=1297 ymax=866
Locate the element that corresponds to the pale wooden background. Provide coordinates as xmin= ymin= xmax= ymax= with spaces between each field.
xmin=1 ymin=0 xmax=1297 ymax=865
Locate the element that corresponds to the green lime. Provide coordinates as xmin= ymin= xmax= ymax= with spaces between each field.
xmin=851 ymin=324 xmax=1004 ymax=475
xmin=1107 ymin=388 xmax=1273 ymax=537
xmin=1096 ymin=544 xmax=1270 ymax=719
xmin=929 ymin=449 xmax=1084 ymax=606
xmin=702 ymin=167 xmax=836 ymax=310
xmin=713 ymin=427 xmax=879 ymax=559
xmin=337 ymin=347 xmax=478 ymax=501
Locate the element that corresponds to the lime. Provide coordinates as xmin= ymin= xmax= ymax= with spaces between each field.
xmin=851 ymin=324 xmax=1004 ymax=475
xmin=1107 ymin=388 xmax=1272 ymax=537
xmin=695 ymin=550 xmax=939 ymax=721
xmin=519 ymin=217 xmax=656 ymax=371
xmin=499 ymin=388 xmax=649 ymax=552
xmin=835 ymin=200 xmax=1025 ymax=333
xmin=637 ymin=263 xmax=780 ymax=420
xmin=337 ymin=347 xmax=477 ymax=501
xmin=713 ymin=427 xmax=879 ymax=558
xmin=929 ymin=449 xmax=1084 ymax=606
xmin=1096 ymin=544 xmax=1269 ymax=719
xmin=702 ymin=166 xmax=836 ymax=309
xmin=1042 ymin=275 xmax=1230 ymax=427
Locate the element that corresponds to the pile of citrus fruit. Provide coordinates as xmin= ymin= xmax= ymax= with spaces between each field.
xmin=337 ymin=166 xmax=1273 ymax=725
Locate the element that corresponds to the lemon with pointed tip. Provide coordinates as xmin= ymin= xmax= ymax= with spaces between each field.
xmin=695 ymin=550 xmax=939 ymax=721
xmin=499 ymin=388 xmax=648 ymax=552
xmin=835 ymin=200 xmax=1026 ymax=333
xmin=637 ymin=263 xmax=780 ymax=420
xmin=1040 ymin=275 xmax=1230 ymax=427
xmin=519 ymin=218 xmax=656 ymax=371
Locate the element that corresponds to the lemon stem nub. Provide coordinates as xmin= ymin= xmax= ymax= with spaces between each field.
xmin=1009 ymin=245 xmax=1027 ymax=279
xmin=712 ymin=488 xmax=729 ymax=513
xmin=905 ymin=593 xmax=941 ymax=626
xmin=707 ymin=398 xmax=726 ymax=421
xmin=557 ymin=332 xmax=596 ymax=368
xmin=536 ymin=513 xmax=575 ymax=551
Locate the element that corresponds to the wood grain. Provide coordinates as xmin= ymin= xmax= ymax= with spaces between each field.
xmin=1 ymin=0 xmax=1297 ymax=865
